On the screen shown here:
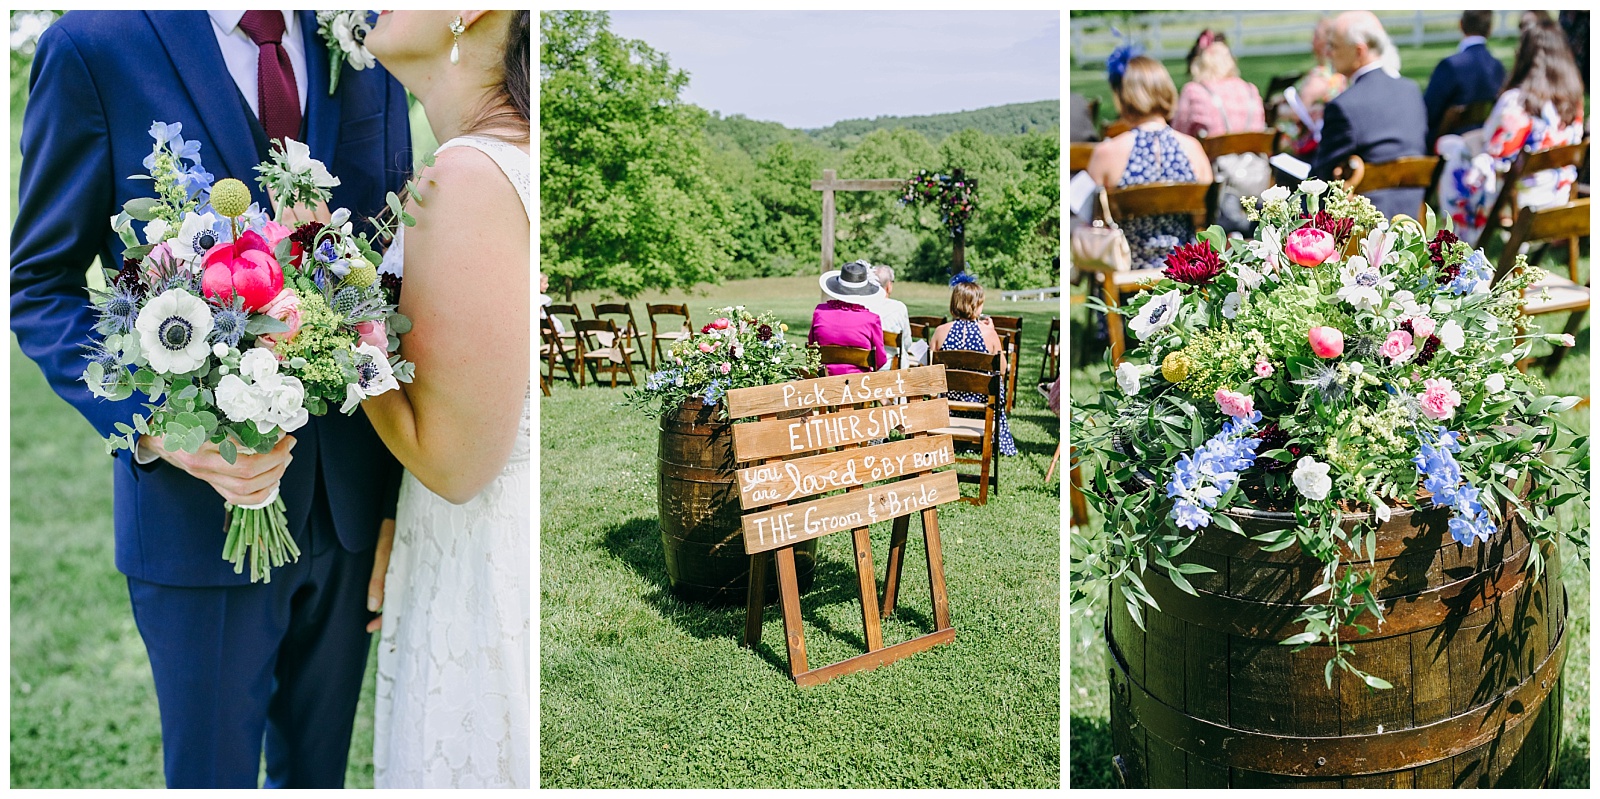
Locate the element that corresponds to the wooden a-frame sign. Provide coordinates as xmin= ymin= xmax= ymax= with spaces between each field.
xmin=727 ymin=366 xmax=958 ymax=687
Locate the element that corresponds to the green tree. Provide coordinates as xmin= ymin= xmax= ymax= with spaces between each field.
xmin=835 ymin=128 xmax=937 ymax=271
xmin=540 ymin=11 xmax=733 ymax=298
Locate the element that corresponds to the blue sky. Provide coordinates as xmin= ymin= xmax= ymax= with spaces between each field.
xmin=609 ymin=11 xmax=1060 ymax=129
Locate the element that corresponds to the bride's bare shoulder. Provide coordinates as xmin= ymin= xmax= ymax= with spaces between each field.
xmin=409 ymin=143 xmax=527 ymax=224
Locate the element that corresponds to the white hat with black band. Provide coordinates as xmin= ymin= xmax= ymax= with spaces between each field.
xmin=819 ymin=260 xmax=884 ymax=303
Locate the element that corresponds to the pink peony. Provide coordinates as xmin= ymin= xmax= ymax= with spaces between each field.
xmin=1285 ymin=227 xmax=1337 ymax=267
xmin=697 ymin=341 xmax=715 ymax=353
xmin=1254 ymin=360 xmax=1275 ymax=378
xmin=1215 ymin=388 xmax=1255 ymax=419
xmin=355 ymin=319 xmax=387 ymax=350
xmin=1308 ymin=326 xmax=1345 ymax=358
xmin=1379 ymin=330 xmax=1415 ymax=364
xmin=711 ymin=317 xmax=731 ymax=330
xmin=201 ymin=230 xmax=283 ymax=311
xmin=260 ymin=220 xmax=295 ymax=251
xmin=1410 ymin=316 xmax=1436 ymax=339
xmin=1419 ymin=377 xmax=1462 ymax=421
xmin=256 ymin=288 xmax=303 ymax=350
xmin=720 ymin=362 xmax=732 ymax=374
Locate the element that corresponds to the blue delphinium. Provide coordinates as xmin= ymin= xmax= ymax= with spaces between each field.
xmin=645 ymin=368 xmax=679 ymax=392
xmin=1446 ymin=250 xmax=1492 ymax=296
xmin=1413 ymin=427 xmax=1496 ymax=545
xmin=1166 ymin=411 xmax=1263 ymax=530
xmin=701 ymin=378 xmax=727 ymax=407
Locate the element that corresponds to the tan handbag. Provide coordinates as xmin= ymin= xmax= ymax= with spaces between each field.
xmin=1069 ymin=188 xmax=1131 ymax=273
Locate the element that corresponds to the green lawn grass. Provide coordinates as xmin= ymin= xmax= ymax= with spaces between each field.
xmin=539 ymin=275 xmax=1062 ymax=788
xmin=1067 ymin=248 xmax=1591 ymax=787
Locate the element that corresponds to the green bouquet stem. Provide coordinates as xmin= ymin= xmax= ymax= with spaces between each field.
xmin=221 ymin=497 xmax=299 ymax=583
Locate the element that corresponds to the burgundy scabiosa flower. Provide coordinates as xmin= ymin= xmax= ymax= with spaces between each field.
xmin=287 ymin=221 xmax=327 ymax=264
xmin=113 ymin=257 xmax=148 ymax=298
xmin=1162 ymin=241 xmax=1225 ymax=287
xmin=1301 ymin=210 xmax=1355 ymax=249
xmin=757 ymin=324 xmax=774 ymax=341
xmin=1398 ymin=319 xmax=1444 ymax=365
xmin=1253 ymin=422 xmax=1304 ymax=473
xmin=1429 ymin=230 xmax=1461 ymax=283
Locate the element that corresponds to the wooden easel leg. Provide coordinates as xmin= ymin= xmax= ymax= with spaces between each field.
xmin=775 ymin=546 xmax=808 ymax=678
xmin=880 ymin=515 xmax=911 ymax=618
xmin=851 ymin=527 xmax=885 ymax=651
xmin=744 ymin=552 xmax=769 ymax=647
xmin=922 ymin=508 xmax=952 ymax=630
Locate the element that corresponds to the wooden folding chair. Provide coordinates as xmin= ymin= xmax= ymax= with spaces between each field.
xmin=1102 ymin=118 xmax=1132 ymax=139
xmin=1038 ymin=317 xmax=1060 ymax=387
xmin=1335 ymin=155 xmax=1439 ymax=220
xmin=1433 ymin=100 xmax=1494 ymax=148
xmin=1089 ymin=181 xmax=1212 ymax=362
xmin=882 ymin=330 xmax=902 ymax=371
xmin=646 ymin=303 xmax=693 ymax=370
xmin=546 ymin=303 xmax=584 ymax=349
xmin=929 ymin=349 xmax=1002 ymax=506
xmin=1070 ymin=142 xmax=1096 ymax=174
xmin=541 ymin=312 xmax=581 ymax=389
xmin=592 ymin=302 xmax=651 ymax=374
xmin=573 ymin=319 xmax=638 ymax=388
xmin=1199 ymin=131 xmax=1276 ymax=162
xmin=909 ymin=315 xmax=946 ymax=348
xmin=1475 ymin=140 xmax=1588 ymax=249
xmin=989 ymin=314 xmax=1023 ymax=414
xmin=817 ymin=344 xmax=874 ymax=375
xmin=1494 ymin=197 xmax=1589 ymax=376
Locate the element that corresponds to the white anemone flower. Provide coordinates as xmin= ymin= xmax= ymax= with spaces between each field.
xmin=1292 ymin=456 xmax=1332 ymax=501
xmin=341 ymin=342 xmax=400 ymax=412
xmin=282 ymin=138 xmax=341 ymax=189
xmin=135 ymin=289 xmax=215 ymax=374
xmin=1116 ymin=362 xmax=1152 ymax=395
xmin=331 ymin=12 xmax=376 ymax=70
xmin=1128 ymin=290 xmax=1182 ymax=339
xmin=169 ymin=211 xmax=225 ymax=264
xmin=1222 ymin=291 xmax=1243 ymax=318
xmin=1336 ymin=255 xmax=1395 ymax=312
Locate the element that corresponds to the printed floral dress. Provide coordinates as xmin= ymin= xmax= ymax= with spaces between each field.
xmin=1436 ymin=88 xmax=1585 ymax=243
xmin=1117 ymin=126 xmax=1199 ymax=270
xmin=943 ymin=319 xmax=1017 ymax=456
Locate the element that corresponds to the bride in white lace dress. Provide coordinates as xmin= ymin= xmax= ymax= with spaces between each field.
xmin=359 ymin=11 xmax=530 ymax=788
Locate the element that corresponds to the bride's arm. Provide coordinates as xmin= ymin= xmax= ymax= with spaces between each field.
xmin=362 ymin=147 xmax=530 ymax=504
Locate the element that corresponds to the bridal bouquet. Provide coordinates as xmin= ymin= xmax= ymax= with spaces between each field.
xmin=1070 ymin=180 xmax=1588 ymax=687
xmin=82 ymin=121 xmax=415 ymax=582
xmin=625 ymin=306 xmax=819 ymax=418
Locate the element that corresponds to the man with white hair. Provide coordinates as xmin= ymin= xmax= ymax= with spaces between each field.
xmin=857 ymin=263 xmax=916 ymax=368
xmin=1310 ymin=10 xmax=1428 ymax=220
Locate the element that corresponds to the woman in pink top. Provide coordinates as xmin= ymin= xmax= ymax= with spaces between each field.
xmin=808 ymin=260 xmax=887 ymax=376
xmin=1171 ymin=30 xmax=1266 ymax=138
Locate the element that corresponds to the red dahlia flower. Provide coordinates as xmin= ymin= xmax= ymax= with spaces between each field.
xmin=1162 ymin=241 xmax=1224 ymax=287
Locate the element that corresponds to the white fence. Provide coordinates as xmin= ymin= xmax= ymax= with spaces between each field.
xmin=1071 ymin=10 xmax=1525 ymax=68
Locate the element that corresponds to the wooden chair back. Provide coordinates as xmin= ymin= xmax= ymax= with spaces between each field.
xmin=818 ymin=344 xmax=873 ymax=371
xmin=572 ymin=318 xmax=637 ymax=388
xmin=1039 ymin=317 xmax=1060 ymax=386
xmin=988 ymin=315 xmax=1023 ymax=413
xmin=1435 ymin=100 xmax=1494 ymax=142
xmin=932 ymin=348 xmax=1000 ymax=375
xmin=931 ymin=349 xmax=1002 ymax=505
xmin=882 ymin=330 xmax=901 ymax=371
xmin=646 ymin=303 xmax=692 ymax=370
xmin=1495 ymin=197 xmax=1590 ymax=284
xmin=909 ymin=315 xmax=946 ymax=342
xmin=1102 ymin=118 xmax=1132 ymax=139
xmin=593 ymin=302 xmax=649 ymax=371
xmin=1477 ymin=140 xmax=1589 ymax=248
xmin=546 ymin=303 xmax=583 ymax=335
xmin=1105 ymin=181 xmax=1210 ymax=232
xmin=1200 ymin=131 xmax=1275 ymax=161
xmin=1070 ymin=142 xmax=1096 ymax=174
xmin=541 ymin=312 xmax=581 ymax=387
xmin=1336 ymin=155 xmax=1438 ymax=219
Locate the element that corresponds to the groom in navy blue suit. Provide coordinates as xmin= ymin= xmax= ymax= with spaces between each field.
xmin=12 ymin=11 xmax=409 ymax=788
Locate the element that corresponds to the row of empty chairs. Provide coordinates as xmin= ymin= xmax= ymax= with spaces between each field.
xmin=542 ymin=302 xmax=695 ymax=392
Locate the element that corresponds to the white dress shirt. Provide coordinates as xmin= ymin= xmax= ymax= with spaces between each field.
xmin=208 ymin=10 xmax=308 ymax=118
xmin=857 ymin=294 xmax=914 ymax=369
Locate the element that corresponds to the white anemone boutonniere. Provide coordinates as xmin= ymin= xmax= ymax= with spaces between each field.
xmin=316 ymin=11 xmax=376 ymax=96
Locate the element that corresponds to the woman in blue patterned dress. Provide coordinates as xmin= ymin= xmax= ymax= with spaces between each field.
xmin=1088 ymin=56 xmax=1213 ymax=270
xmin=932 ymin=277 xmax=1016 ymax=456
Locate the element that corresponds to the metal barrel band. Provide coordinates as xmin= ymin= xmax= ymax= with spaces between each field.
xmin=1139 ymin=539 xmax=1540 ymax=642
xmin=1108 ymin=622 xmax=1567 ymax=778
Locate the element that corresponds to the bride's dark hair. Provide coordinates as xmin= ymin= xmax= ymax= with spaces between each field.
xmin=465 ymin=11 xmax=531 ymax=142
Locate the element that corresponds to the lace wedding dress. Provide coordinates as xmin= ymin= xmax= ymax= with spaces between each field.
xmin=373 ymin=136 xmax=531 ymax=788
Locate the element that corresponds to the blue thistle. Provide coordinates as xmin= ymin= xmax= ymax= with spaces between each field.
xmin=209 ymin=299 xmax=249 ymax=347
xmin=94 ymin=283 xmax=142 ymax=336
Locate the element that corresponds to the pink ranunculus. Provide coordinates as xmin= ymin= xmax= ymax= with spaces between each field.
xmin=697 ymin=341 xmax=715 ymax=353
xmin=1379 ymin=330 xmax=1415 ymax=364
xmin=260 ymin=220 xmax=295 ymax=251
xmin=142 ymin=241 xmax=176 ymax=279
xmin=720 ymin=362 xmax=732 ymax=374
xmin=711 ymin=317 xmax=731 ymax=330
xmin=1254 ymin=360 xmax=1275 ymax=378
xmin=201 ymin=230 xmax=283 ymax=311
xmin=1558 ymin=334 xmax=1576 ymax=347
xmin=1215 ymin=388 xmax=1255 ymax=419
xmin=1410 ymin=316 xmax=1436 ymax=339
xmin=355 ymin=319 xmax=387 ymax=350
xmin=1285 ymin=227 xmax=1337 ymax=267
xmin=1419 ymin=377 xmax=1463 ymax=421
xmin=1308 ymin=326 xmax=1345 ymax=358
xmin=256 ymin=288 xmax=303 ymax=350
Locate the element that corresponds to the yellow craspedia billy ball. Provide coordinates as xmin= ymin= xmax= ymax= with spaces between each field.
xmin=210 ymin=178 xmax=252 ymax=218
xmin=1161 ymin=351 xmax=1192 ymax=383
xmin=343 ymin=262 xmax=378 ymax=288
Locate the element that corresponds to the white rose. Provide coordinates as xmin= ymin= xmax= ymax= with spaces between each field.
xmin=1438 ymin=319 xmax=1465 ymax=353
xmin=1259 ymin=186 xmax=1290 ymax=204
xmin=215 ymin=374 xmax=268 ymax=425
xmin=263 ymin=376 xmax=309 ymax=434
xmin=1116 ymin=362 xmax=1146 ymax=395
xmin=239 ymin=348 xmax=281 ymax=384
xmin=1300 ymin=179 xmax=1328 ymax=196
xmin=1292 ymin=456 xmax=1333 ymax=501
xmin=1485 ymin=373 xmax=1506 ymax=395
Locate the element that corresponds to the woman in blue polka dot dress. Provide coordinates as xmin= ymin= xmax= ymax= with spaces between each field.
xmin=932 ymin=276 xmax=1017 ymax=456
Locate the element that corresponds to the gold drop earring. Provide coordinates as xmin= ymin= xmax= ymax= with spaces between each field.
xmin=449 ymin=16 xmax=465 ymax=64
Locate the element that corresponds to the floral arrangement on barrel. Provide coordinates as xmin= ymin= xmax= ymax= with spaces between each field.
xmin=625 ymin=306 xmax=820 ymax=418
xmin=82 ymin=122 xmax=416 ymax=582
xmin=1070 ymin=179 xmax=1589 ymax=688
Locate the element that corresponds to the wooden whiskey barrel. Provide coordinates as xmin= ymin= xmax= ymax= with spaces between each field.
xmin=658 ymin=400 xmax=816 ymax=605
xmin=1108 ymin=499 xmax=1565 ymax=788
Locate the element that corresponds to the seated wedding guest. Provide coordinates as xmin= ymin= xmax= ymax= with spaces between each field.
xmin=1425 ymin=11 xmax=1506 ymax=145
xmin=809 ymin=260 xmax=887 ymax=377
xmin=1310 ymin=11 xmax=1428 ymax=220
xmin=1070 ymin=93 xmax=1100 ymax=143
xmin=1087 ymin=56 xmax=1213 ymax=270
xmin=1271 ymin=17 xmax=1348 ymax=155
xmin=1172 ymin=30 xmax=1266 ymax=138
xmin=538 ymin=272 xmax=562 ymax=334
xmin=932 ymin=275 xmax=1016 ymax=456
xmin=855 ymin=263 xmax=916 ymax=369
xmin=1436 ymin=18 xmax=1585 ymax=242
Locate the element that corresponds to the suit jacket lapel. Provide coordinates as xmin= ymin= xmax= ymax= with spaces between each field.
xmin=300 ymin=10 xmax=343 ymax=169
xmin=147 ymin=11 xmax=261 ymax=189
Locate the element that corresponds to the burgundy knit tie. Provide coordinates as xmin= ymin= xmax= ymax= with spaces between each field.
xmin=237 ymin=11 xmax=301 ymax=144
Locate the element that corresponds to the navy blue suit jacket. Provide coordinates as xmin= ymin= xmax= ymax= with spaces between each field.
xmin=1311 ymin=67 xmax=1429 ymax=220
xmin=1424 ymin=43 xmax=1506 ymax=141
xmin=12 ymin=11 xmax=411 ymax=587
